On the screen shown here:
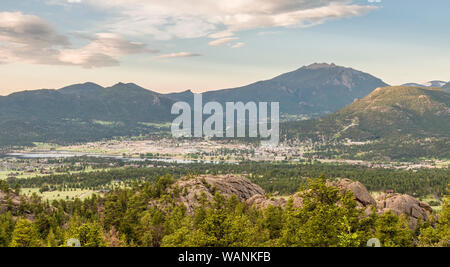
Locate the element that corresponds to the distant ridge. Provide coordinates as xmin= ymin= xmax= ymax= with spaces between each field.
xmin=164 ymin=63 xmax=389 ymax=117
xmin=285 ymin=86 xmax=450 ymax=141
xmin=58 ymin=82 xmax=104 ymax=95
xmin=0 ymin=83 xmax=175 ymax=145
xmin=402 ymin=80 xmax=448 ymax=88
xmin=165 ymin=89 xmax=195 ymax=103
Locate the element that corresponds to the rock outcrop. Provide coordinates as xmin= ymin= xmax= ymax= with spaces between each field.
xmin=328 ymin=179 xmax=377 ymax=208
xmin=157 ymin=175 xmax=265 ymax=214
xmin=376 ymin=193 xmax=433 ymax=228
xmin=246 ymin=194 xmax=286 ymax=209
xmin=149 ymin=175 xmax=433 ymax=228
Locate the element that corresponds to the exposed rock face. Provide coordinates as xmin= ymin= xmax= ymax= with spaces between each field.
xmin=376 ymin=193 xmax=433 ymax=228
xmin=160 ymin=175 xmax=265 ymax=214
xmin=201 ymin=175 xmax=265 ymax=199
xmin=246 ymin=194 xmax=286 ymax=209
xmin=150 ymin=175 xmax=433 ymax=228
xmin=329 ymin=179 xmax=377 ymax=208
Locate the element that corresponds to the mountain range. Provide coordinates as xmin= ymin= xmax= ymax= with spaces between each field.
xmin=0 ymin=63 xmax=449 ymax=148
xmin=0 ymin=82 xmax=176 ymax=146
xmin=167 ymin=63 xmax=388 ymax=116
xmin=0 ymin=82 xmax=174 ymax=123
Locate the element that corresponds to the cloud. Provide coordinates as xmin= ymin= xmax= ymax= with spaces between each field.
xmin=157 ymin=52 xmax=201 ymax=59
xmin=0 ymin=12 xmax=156 ymax=68
xmin=52 ymin=0 xmax=378 ymax=41
xmin=231 ymin=42 xmax=245 ymax=49
xmin=0 ymin=11 xmax=69 ymax=65
xmin=59 ymin=33 xmax=158 ymax=68
xmin=208 ymin=37 xmax=239 ymax=46
xmin=208 ymin=30 xmax=234 ymax=39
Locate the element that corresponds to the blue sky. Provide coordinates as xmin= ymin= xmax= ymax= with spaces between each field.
xmin=0 ymin=0 xmax=449 ymax=95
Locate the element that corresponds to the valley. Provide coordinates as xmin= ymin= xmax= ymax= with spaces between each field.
xmin=1 ymin=64 xmax=448 ymax=248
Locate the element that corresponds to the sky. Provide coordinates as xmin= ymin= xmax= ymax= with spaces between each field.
xmin=0 ymin=0 xmax=449 ymax=95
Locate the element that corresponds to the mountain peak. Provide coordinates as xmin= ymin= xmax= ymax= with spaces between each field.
xmin=59 ymin=82 xmax=104 ymax=95
xmin=286 ymin=85 xmax=450 ymax=145
xmin=303 ymin=63 xmax=337 ymax=70
xmin=112 ymin=82 xmax=133 ymax=87
xmin=108 ymin=83 xmax=162 ymax=95
xmin=82 ymin=82 xmax=102 ymax=87
xmin=110 ymin=82 xmax=145 ymax=90
xmin=60 ymin=82 xmax=103 ymax=89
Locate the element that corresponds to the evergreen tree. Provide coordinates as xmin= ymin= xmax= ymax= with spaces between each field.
xmin=9 ymin=219 xmax=42 ymax=247
xmin=279 ymin=178 xmax=369 ymax=247
xmin=418 ymin=193 xmax=450 ymax=247
xmin=374 ymin=211 xmax=413 ymax=247
xmin=46 ymin=229 xmax=58 ymax=247
xmin=0 ymin=212 xmax=15 ymax=247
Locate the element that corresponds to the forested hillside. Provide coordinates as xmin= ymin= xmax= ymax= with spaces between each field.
xmin=0 ymin=83 xmax=174 ymax=146
xmin=0 ymin=176 xmax=448 ymax=247
xmin=282 ymin=86 xmax=450 ymax=160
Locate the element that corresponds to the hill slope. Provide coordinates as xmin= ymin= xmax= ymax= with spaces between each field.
xmin=283 ymin=86 xmax=450 ymax=159
xmin=0 ymin=82 xmax=174 ymax=122
xmin=165 ymin=63 xmax=388 ymax=117
xmin=0 ymin=83 xmax=175 ymax=145
xmin=286 ymin=86 xmax=450 ymax=140
xmin=332 ymin=86 xmax=450 ymax=139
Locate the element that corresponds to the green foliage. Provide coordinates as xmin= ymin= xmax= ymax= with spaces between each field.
xmin=0 ymin=83 xmax=175 ymax=146
xmin=283 ymin=86 xmax=450 ymax=160
xmin=374 ymin=211 xmax=413 ymax=247
xmin=46 ymin=229 xmax=58 ymax=247
xmin=9 ymin=219 xmax=42 ymax=247
xmin=162 ymin=194 xmax=268 ymax=247
xmin=417 ymin=194 xmax=450 ymax=247
xmin=279 ymin=178 xmax=370 ymax=247
xmin=11 ymin=161 xmax=450 ymax=198
xmin=0 ymin=212 xmax=14 ymax=247
xmin=65 ymin=220 xmax=106 ymax=247
xmin=1 ymin=173 xmax=449 ymax=247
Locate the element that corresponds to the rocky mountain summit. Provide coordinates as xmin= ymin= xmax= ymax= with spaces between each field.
xmin=160 ymin=175 xmax=433 ymax=228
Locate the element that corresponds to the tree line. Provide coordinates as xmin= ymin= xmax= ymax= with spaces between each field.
xmin=1 ymin=177 xmax=448 ymax=247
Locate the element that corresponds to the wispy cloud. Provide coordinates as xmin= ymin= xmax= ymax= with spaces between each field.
xmin=50 ymin=0 xmax=378 ymax=42
xmin=2 ymin=1 xmax=379 ymax=67
xmin=231 ymin=42 xmax=245 ymax=49
xmin=208 ymin=37 xmax=239 ymax=46
xmin=157 ymin=52 xmax=201 ymax=59
xmin=59 ymin=33 xmax=157 ymax=68
xmin=0 ymin=12 xmax=156 ymax=68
